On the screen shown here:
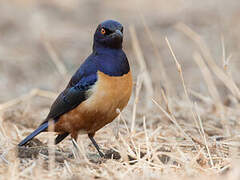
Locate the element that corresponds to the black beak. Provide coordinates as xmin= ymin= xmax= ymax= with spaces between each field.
xmin=114 ymin=29 xmax=123 ymax=38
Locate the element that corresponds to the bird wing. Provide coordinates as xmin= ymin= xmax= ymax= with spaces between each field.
xmin=43 ymin=58 xmax=98 ymax=124
xmin=45 ymin=86 xmax=87 ymax=120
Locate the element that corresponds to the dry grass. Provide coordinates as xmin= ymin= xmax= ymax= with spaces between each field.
xmin=1 ymin=0 xmax=240 ymax=179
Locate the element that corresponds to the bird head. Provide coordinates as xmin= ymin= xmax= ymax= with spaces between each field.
xmin=94 ymin=20 xmax=123 ymax=49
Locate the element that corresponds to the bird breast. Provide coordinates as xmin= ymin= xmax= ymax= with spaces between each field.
xmin=84 ymin=70 xmax=132 ymax=116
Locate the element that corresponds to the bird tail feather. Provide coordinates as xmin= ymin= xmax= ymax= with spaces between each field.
xmin=18 ymin=122 xmax=49 ymax=146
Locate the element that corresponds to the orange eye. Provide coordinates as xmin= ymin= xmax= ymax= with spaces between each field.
xmin=101 ymin=28 xmax=106 ymax=35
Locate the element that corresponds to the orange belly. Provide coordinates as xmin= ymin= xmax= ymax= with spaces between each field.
xmin=55 ymin=71 xmax=132 ymax=136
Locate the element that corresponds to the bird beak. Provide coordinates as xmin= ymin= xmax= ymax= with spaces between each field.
xmin=114 ymin=29 xmax=123 ymax=38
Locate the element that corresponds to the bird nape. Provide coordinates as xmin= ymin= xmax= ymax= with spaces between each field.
xmin=18 ymin=19 xmax=133 ymax=158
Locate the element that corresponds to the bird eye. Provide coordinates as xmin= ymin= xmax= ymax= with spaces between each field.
xmin=101 ymin=28 xmax=106 ymax=35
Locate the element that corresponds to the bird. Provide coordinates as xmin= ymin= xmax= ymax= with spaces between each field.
xmin=18 ymin=20 xmax=132 ymax=157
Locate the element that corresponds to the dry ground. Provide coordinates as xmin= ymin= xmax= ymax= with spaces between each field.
xmin=1 ymin=0 xmax=240 ymax=179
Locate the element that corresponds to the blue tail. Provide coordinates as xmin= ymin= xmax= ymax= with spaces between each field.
xmin=18 ymin=122 xmax=49 ymax=146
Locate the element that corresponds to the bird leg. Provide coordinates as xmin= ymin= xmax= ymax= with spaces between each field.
xmin=71 ymin=132 xmax=81 ymax=159
xmin=88 ymin=133 xmax=105 ymax=158
xmin=71 ymin=138 xmax=80 ymax=152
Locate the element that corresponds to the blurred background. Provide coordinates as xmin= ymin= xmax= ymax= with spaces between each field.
xmin=1 ymin=0 xmax=240 ymax=101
